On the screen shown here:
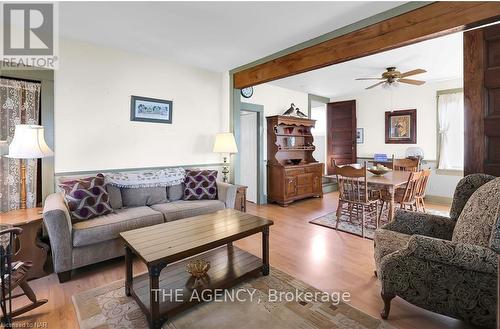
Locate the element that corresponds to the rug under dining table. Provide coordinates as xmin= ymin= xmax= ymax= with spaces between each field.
xmin=72 ymin=267 xmax=395 ymax=329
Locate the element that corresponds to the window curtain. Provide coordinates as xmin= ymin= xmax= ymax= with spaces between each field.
xmin=437 ymin=92 xmax=464 ymax=170
xmin=0 ymin=78 xmax=41 ymax=212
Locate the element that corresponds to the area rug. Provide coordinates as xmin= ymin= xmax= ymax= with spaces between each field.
xmin=309 ymin=209 xmax=449 ymax=239
xmin=72 ymin=267 xmax=394 ymax=329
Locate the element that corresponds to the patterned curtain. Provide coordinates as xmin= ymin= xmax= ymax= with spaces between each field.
xmin=0 ymin=78 xmax=41 ymax=212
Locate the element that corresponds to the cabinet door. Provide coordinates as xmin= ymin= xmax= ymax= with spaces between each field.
xmin=284 ymin=176 xmax=297 ymax=198
xmin=312 ymin=174 xmax=322 ymax=193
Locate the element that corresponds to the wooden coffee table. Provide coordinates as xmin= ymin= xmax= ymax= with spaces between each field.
xmin=120 ymin=209 xmax=273 ymax=329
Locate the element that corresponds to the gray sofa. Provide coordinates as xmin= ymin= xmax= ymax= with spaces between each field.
xmin=43 ymin=181 xmax=237 ymax=283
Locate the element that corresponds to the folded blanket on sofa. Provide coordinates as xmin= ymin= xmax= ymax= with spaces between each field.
xmin=104 ymin=167 xmax=185 ymax=188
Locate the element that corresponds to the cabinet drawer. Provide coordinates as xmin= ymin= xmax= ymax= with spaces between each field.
xmin=305 ymin=165 xmax=322 ymax=173
xmin=285 ymin=168 xmax=305 ymax=176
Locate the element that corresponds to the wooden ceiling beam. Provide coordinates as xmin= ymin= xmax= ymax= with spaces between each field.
xmin=233 ymin=2 xmax=500 ymax=89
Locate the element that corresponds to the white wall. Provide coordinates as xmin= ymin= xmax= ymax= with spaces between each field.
xmin=331 ymin=78 xmax=462 ymax=160
xmin=311 ymin=105 xmax=327 ymax=171
xmin=55 ymin=39 xmax=227 ymax=173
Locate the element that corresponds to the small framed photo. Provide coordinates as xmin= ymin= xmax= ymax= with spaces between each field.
xmin=385 ymin=109 xmax=416 ymax=144
xmin=130 ymin=95 xmax=172 ymax=124
xmin=356 ymin=128 xmax=364 ymax=144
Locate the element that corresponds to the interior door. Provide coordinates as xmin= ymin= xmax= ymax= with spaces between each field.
xmin=326 ymin=100 xmax=357 ymax=174
xmin=464 ymin=24 xmax=500 ymax=176
xmin=240 ymin=111 xmax=258 ymax=202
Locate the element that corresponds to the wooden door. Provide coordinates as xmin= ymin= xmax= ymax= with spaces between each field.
xmin=326 ymin=100 xmax=357 ymax=174
xmin=464 ymin=24 xmax=500 ymax=176
xmin=284 ymin=176 xmax=297 ymax=199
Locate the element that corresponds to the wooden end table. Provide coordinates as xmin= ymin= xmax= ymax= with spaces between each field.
xmin=0 ymin=207 xmax=49 ymax=280
xmin=120 ymin=209 xmax=273 ymax=329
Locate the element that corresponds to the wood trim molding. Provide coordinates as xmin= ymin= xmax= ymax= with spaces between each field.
xmin=233 ymin=2 xmax=500 ymax=89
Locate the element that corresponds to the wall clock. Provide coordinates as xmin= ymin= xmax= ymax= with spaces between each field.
xmin=241 ymin=87 xmax=253 ymax=98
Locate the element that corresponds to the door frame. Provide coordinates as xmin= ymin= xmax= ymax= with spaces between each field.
xmin=234 ymin=102 xmax=266 ymax=204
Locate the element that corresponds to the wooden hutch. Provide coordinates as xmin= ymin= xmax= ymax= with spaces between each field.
xmin=266 ymin=115 xmax=324 ymax=206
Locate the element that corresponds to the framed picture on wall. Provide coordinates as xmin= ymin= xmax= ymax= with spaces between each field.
xmin=385 ymin=109 xmax=416 ymax=144
xmin=130 ymin=95 xmax=172 ymax=124
xmin=356 ymin=128 xmax=364 ymax=144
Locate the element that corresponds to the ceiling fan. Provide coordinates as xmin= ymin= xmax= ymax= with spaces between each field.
xmin=355 ymin=67 xmax=427 ymax=89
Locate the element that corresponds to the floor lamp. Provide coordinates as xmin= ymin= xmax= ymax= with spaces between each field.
xmin=5 ymin=125 xmax=53 ymax=210
xmin=213 ymin=133 xmax=238 ymax=183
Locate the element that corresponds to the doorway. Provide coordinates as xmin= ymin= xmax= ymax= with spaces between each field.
xmin=238 ymin=102 xmax=265 ymax=204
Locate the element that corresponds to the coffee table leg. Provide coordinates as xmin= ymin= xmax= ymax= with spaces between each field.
xmin=125 ymin=245 xmax=133 ymax=296
xmin=262 ymin=227 xmax=270 ymax=276
xmin=149 ymin=263 xmax=167 ymax=329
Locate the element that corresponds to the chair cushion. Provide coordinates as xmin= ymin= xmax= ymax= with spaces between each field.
xmin=374 ymin=228 xmax=411 ymax=272
xmin=150 ymin=200 xmax=225 ymax=222
xmin=452 ymin=178 xmax=500 ymax=247
xmin=121 ymin=187 xmax=168 ymax=207
xmin=72 ymin=206 xmax=164 ymax=247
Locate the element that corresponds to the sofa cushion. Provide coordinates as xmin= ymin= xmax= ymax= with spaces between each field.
xmin=183 ymin=170 xmax=218 ymax=200
xmin=168 ymin=183 xmax=184 ymax=201
xmin=106 ymin=184 xmax=123 ymax=209
xmin=72 ymin=206 xmax=164 ymax=247
xmin=452 ymin=178 xmax=500 ymax=247
xmin=58 ymin=173 xmax=113 ymax=222
xmin=150 ymin=200 xmax=225 ymax=222
xmin=121 ymin=187 xmax=168 ymax=207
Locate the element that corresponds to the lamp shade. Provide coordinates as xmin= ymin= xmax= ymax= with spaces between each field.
xmin=213 ymin=133 xmax=238 ymax=154
xmin=6 ymin=125 xmax=54 ymax=159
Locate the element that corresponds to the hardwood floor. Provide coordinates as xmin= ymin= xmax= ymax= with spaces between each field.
xmin=9 ymin=192 xmax=480 ymax=329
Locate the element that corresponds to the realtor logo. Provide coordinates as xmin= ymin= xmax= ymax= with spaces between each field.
xmin=1 ymin=3 xmax=58 ymax=68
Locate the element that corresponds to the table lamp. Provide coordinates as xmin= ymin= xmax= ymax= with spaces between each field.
xmin=213 ymin=132 xmax=238 ymax=182
xmin=5 ymin=125 xmax=54 ymax=209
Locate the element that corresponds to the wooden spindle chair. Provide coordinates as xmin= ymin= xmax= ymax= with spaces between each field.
xmin=392 ymin=155 xmax=420 ymax=172
xmin=333 ymin=162 xmax=380 ymax=238
xmin=379 ymin=171 xmax=423 ymax=221
xmin=414 ymin=169 xmax=431 ymax=212
xmin=0 ymin=227 xmax=47 ymax=326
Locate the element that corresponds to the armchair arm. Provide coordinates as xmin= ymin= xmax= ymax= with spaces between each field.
xmin=217 ymin=182 xmax=237 ymax=209
xmin=382 ymin=209 xmax=456 ymax=240
xmin=43 ymin=192 xmax=73 ymax=273
xmin=402 ymin=235 xmax=497 ymax=275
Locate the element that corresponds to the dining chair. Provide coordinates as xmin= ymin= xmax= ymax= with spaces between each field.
xmin=414 ymin=169 xmax=431 ymax=212
xmin=333 ymin=162 xmax=380 ymax=237
xmin=391 ymin=155 xmax=420 ymax=171
xmin=378 ymin=171 xmax=423 ymax=221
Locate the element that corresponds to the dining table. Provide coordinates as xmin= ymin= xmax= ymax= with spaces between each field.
xmin=327 ymin=170 xmax=411 ymax=221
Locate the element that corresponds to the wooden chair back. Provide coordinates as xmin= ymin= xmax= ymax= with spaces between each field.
xmin=416 ymin=169 xmax=431 ymax=198
xmin=400 ymin=171 xmax=423 ymax=203
xmin=392 ymin=155 xmax=420 ymax=172
xmin=333 ymin=162 xmax=369 ymax=204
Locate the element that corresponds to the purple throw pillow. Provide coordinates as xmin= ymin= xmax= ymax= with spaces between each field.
xmin=59 ymin=173 xmax=113 ymax=222
xmin=183 ymin=170 xmax=218 ymax=201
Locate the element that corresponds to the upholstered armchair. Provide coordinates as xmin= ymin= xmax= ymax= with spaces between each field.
xmin=374 ymin=174 xmax=499 ymax=328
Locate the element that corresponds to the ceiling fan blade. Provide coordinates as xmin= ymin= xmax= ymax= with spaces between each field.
xmin=398 ymin=78 xmax=425 ymax=85
xmin=355 ymin=78 xmax=384 ymax=80
xmin=366 ymin=81 xmax=386 ymax=89
xmin=400 ymin=69 xmax=426 ymax=78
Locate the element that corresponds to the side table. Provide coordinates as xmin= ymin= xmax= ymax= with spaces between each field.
xmin=0 ymin=207 xmax=49 ymax=280
xmin=234 ymin=185 xmax=248 ymax=212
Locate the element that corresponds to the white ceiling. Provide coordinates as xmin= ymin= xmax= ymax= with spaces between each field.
xmin=59 ymin=1 xmax=406 ymax=72
xmin=270 ymin=32 xmax=463 ymax=98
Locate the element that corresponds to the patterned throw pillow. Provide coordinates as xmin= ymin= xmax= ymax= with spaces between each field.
xmin=59 ymin=174 xmax=113 ymax=222
xmin=183 ymin=170 xmax=218 ymax=200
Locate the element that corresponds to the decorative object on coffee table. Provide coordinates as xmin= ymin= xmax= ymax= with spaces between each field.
xmin=213 ymin=132 xmax=238 ymax=182
xmin=120 ymin=209 xmax=273 ymax=329
xmin=385 ymin=109 xmax=417 ymax=144
xmin=130 ymin=95 xmax=172 ymax=124
xmin=0 ymin=208 xmax=49 ymax=280
xmin=186 ymin=259 xmax=210 ymax=278
xmin=4 ymin=125 xmax=53 ymax=209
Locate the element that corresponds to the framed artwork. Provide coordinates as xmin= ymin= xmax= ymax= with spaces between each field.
xmin=130 ymin=95 xmax=172 ymax=124
xmin=385 ymin=109 xmax=416 ymax=144
xmin=356 ymin=128 xmax=364 ymax=144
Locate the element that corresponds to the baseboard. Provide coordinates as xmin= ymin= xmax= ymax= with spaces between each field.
xmin=424 ymin=195 xmax=453 ymax=206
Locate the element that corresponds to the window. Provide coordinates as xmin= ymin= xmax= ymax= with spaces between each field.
xmin=437 ymin=91 xmax=464 ymax=170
